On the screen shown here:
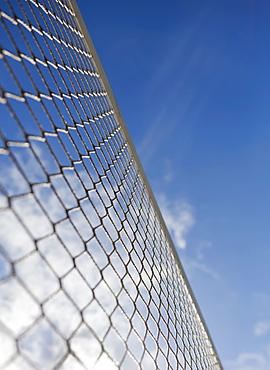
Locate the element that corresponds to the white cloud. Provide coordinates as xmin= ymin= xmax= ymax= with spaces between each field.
xmin=254 ymin=321 xmax=270 ymax=337
xmin=157 ymin=194 xmax=195 ymax=249
xmin=226 ymin=351 xmax=270 ymax=370
xmin=156 ymin=194 xmax=220 ymax=280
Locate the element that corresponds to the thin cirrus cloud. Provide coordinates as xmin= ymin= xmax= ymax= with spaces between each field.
xmin=183 ymin=258 xmax=219 ymax=281
xmin=137 ymin=14 xmax=219 ymax=169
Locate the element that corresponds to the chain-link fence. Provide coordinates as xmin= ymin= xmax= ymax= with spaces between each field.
xmin=0 ymin=0 xmax=222 ymax=369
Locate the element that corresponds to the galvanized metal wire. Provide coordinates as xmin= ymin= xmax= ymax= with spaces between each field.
xmin=0 ymin=0 xmax=222 ymax=369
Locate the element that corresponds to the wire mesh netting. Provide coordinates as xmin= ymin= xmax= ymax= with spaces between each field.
xmin=0 ymin=0 xmax=222 ymax=369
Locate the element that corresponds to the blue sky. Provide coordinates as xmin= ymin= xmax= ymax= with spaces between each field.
xmin=76 ymin=0 xmax=270 ymax=368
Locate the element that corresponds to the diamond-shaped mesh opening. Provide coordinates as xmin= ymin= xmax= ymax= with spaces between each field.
xmin=103 ymin=327 xmax=126 ymax=365
xmin=62 ymin=269 xmax=93 ymax=310
xmin=111 ymin=306 xmax=131 ymax=340
xmin=69 ymin=324 xmax=102 ymax=368
xmin=83 ymin=300 xmax=110 ymax=340
xmin=94 ymin=280 xmax=117 ymax=315
xmin=0 ymin=0 xmax=222 ymax=368
xmin=38 ymin=235 xmax=74 ymax=278
xmin=12 ymin=195 xmax=53 ymax=239
xmin=127 ymin=329 xmax=144 ymax=362
xmin=0 ymin=210 xmax=35 ymax=261
xmin=103 ymin=264 xmax=122 ymax=296
xmin=19 ymin=319 xmax=67 ymax=369
xmin=44 ymin=290 xmax=81 ymax=339
xmin=15 ymin=252 xmax=59 ymax=303
xmin=141 ymin=350 xmax=156 ymax=370
xmin=0 ymin=278 xmax=41 ymax=336
xmin=121 ymin=352 xmax=140 ymax=370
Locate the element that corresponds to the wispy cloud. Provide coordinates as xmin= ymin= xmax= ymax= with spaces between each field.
xmin=254 ymin=321 xmax=270 ymax=337
xmin=157 ymin=193 xmax=195 ymax=249
xmin=137 ymin=107 xmax=176 ymax=166
xmin=145 ymin=12 xmax=211 ymax=98
xmin=156 ymin=193 xmax=220 ymax=280
xmin=163 ymin=159 xmax=174 ymax=184
xmin=196 ymin=241 xmax=212 ymax=260
xmin=184 ymin=259 xmax=219 ymax=280
xmin=137 ymin=12 xmax=219 ymax=167
xmin=225 ymin=350 xmax=270 ymax=370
